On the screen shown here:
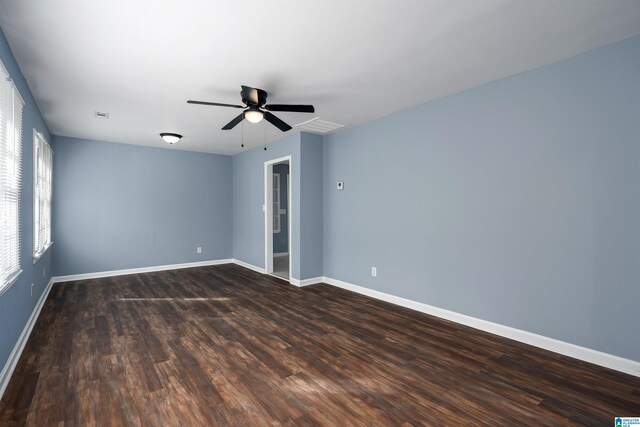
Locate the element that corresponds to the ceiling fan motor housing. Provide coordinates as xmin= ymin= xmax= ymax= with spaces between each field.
xmin=242 ymin=87 xmax=268 ymax=107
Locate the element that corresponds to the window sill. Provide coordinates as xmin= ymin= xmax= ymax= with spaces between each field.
xmin=0 ymin=269 xmax=23 ymax=298
xmin=33 ymin=242 xmax=53 ymax=264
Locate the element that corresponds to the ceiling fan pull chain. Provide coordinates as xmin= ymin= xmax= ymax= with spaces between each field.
xmin=241 ymin=120 xmax=244 ymax=148
xmin=264 ymin=120 xmax=267 ymax=151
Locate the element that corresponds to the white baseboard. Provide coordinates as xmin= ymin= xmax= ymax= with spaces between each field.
xmin=230 ymin=260 xmax=320 ymax=288
xmin=52 ymin=259 xmax=234 ymax=283
xmin=290 ymin=276 xmax=324 ymax=287
xmin=231 ymin=259 xmax=266 ymax=274
xmin=0 ymin=277 xmax=54 ymax=401
xmin=15 ymin=263 xmax=635 ymax=387
xmin=322 ymin=276 xmax=640 ymax=377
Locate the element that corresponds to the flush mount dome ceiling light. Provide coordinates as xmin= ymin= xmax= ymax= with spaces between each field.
xmin=160 ymin=132 xmax=182 ymax=144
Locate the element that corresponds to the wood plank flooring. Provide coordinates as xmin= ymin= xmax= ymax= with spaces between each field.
xmin=0 ymin=264 xmax=638 ymax=426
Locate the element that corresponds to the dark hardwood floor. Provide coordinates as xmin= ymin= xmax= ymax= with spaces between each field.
xmin=0 ymin=264 xmax=638 ymax=426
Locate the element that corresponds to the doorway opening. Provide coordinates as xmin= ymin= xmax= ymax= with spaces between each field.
xmin=264 ymin=156 xmax=292 ymax=282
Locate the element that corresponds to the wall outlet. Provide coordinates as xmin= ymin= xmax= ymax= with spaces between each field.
xmin=337 ymin=181 xmax=344 ymax=190
xmin=196 ymin=246 xmax=202 ymax=254
xmin=30 ymin=283 xmax=34 ymax=297
xmin=371 ymin=267 xmax=377 ymax=277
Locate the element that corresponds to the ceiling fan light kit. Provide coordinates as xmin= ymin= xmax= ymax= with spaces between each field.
xmin=188 ymin=85 xmax=315 ymax=132
xmin=244 ymin=108 xmax=264 ymax=123
xmin=160 ymin=133 xmax=182 ymax=144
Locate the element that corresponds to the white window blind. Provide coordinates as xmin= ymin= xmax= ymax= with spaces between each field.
xmin=0 ymin=61 xmax=24 ymax=295
xmin=33 ymin=131 xmax=52 ymax=261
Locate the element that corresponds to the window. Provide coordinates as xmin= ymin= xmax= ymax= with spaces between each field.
xmin=0 ymin=61 xmax=24 ymax=295
xmin=33 ymin=131 xmax=53 ymax=261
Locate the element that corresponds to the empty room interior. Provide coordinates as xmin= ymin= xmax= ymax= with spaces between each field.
xmin=1 ymin=1 xmax=640 ymax=425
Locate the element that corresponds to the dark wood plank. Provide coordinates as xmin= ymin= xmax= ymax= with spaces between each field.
xmin=0 ymin=263 xmax=638 ymax=426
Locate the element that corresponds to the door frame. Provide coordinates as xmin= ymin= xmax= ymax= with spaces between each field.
xmin=264 ymin=155 xmax=292 ymax=283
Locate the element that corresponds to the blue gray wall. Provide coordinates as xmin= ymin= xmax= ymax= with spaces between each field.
xmin=232 ymin=131 xmax=324 ymax=281
xmin=299 ymin=133 xmax=324 ymax=279
xmin=272 ymin=163 xmax=289 ymax=254
xmin=51 ymin=136 xmax=233 ymax=276
xmin=233 ymin=132 xmax=301 ymax=277
xmin=4 ymin=24 xmax=639 ymax=377
xmin=0 ymin=29 xmax=53 ymax=375
xmin=323 ymin=35 xmax=640 ymax=361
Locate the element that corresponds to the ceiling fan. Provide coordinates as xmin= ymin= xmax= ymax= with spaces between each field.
xmin=187 ymin=85 xmax=315 ymax=132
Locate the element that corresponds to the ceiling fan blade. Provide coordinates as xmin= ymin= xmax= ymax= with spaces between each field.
xmin=265 ymin=104 xmax=315 ymax=113
xmin=241 ymin=85 xmax=259 ymax=105
xmin=264 ymin=111 xmax=292 ymax=132
xmin=222 ymin=113 xmax=245 ymax=130
xmin=187 ymin=100 xmax=244 ymax=108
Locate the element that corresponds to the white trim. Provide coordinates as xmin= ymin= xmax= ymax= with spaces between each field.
xmin=0 ymin=277 xmax=54 ymax=401
xmin=52 ymin=259 xmax=233 ymax=283
xmin=231 ymin=260 xmax=316 ymax=288
xmin=272 ymin=173 xmax=281 ymax=233
xmin=322 ymin=276 xmax=640 ymax=377
xmin=0 ymin=62 xmax=25 ymax=300
xmin=232 ymin=259 xmax=266 ymax=274
xmin=51 ymin=258 xmax=271 ymax=284
xmin=287 ymin=168 xmax=291 ymax=282
xmin=0 ymin=60 xmax=25 ymax=107
xmin=268 ymin=273 xmax=290 ymax=283
xmin=290 ymin=276 xmax=324 ymax=287
xmin=33 ymin=130 xmax=53 ymax=263
xmin=0 ymin=269 xmax=22 ymax=298
xmin=264 ymin=156 xmax=292 ymax=283
xmin=12 ymin=81 xmax=25 ymax=107
xmin=32 ymin=242 xmax=53 ymax=264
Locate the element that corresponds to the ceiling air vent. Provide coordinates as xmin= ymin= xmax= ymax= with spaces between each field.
xmin=295 ymin=117 xmax=345 ymax=134
xmin=94 ymin=111 xmax=110 ymax=119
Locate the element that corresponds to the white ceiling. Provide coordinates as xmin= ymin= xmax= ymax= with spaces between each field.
xmin=1 ymin=1 xmax=639 ymax=155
